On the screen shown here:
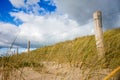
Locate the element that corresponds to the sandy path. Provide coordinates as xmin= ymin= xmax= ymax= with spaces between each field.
xmin=0 ymin=62 xmax=111 ymax=80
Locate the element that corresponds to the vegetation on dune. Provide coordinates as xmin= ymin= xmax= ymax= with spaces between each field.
xmin=30 ymin=28 xmax=120 ymax=68
xmin=0 ymin=28 xmax=120 ymax=79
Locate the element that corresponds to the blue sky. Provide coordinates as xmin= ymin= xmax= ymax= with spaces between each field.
xmin=0 ymin=0 xmax=120 ymax=54
xmin=0 ymin=0 xmax=56 ymax=26
xmin=0 ymin=0 xmax=14 ymax=24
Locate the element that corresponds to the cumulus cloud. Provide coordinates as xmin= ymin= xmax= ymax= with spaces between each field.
xmin=9 ymin=0 xmax=42 ymax=14
xmin=0 ymin=11 xmax=94 ymax=48
xmin=54 ymin=0 xmax=120 ymax=29
xmin=13 ymin=12 xmax=94 ymax=47
xmin=9 ymin=0 xmax=25 ymax=8
xmin=0 ymin=22 xmax=19 ymax=48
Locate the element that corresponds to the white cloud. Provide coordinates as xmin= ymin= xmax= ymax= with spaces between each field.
xmin=25 ymin=0 xmax=41 ymax=14
xmin=26 ymin=0 xmax=39 ymax=5
xmin=9 ymin=0 xmax=39 ymax=8
xmin=0 ymin=22 xmax=19 ymax=48
xmin=9 ymin=0 xmax=41 ymax=14
xmin=0 ymin=12 xmax=94 ymax=48
xmin=9 ymin=0 xmax=25 ymax=8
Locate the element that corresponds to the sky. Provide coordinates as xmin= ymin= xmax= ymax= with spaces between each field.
xmin=0 ymin=0 xmax=120 ymax=54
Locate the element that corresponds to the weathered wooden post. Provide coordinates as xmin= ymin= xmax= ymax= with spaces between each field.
xmin=93 ymin=11 xmax=105 ymax=59
xmin=16 ymin=47 xmax=18 ymax=55
xmin=27 ymin=40 xmax=30 ymax=53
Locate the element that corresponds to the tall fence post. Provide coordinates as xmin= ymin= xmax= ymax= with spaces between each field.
xmin=93 ymin=11 xmax=105 ymax=59
xmin=27 ymin=40 xmax=30 ymax=53
xmin=16 ymin=47 xmax=18 ymax=55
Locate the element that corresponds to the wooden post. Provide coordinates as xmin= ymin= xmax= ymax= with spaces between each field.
xmin=93 ymin=11 xmax=105 ymax=59
xmin=27 ymin=40 xmax=30 ymax=53
xmin=16 ymin=47 xmax=18 ymax=55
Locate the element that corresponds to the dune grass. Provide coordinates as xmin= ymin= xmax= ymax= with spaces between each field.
xmin=0 ymin=28 xmax=120 ymax=80
xmin=29 ymin=28 xmax=120 ymax=69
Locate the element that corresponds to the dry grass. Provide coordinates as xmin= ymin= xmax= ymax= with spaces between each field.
xmin=0 ymin=28 xmax=120 ymax=80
